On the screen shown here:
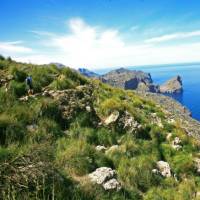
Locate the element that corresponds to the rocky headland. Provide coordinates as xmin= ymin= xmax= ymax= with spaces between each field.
xmin=160 ymin=75 xmax=183 ymax=94
xmin=79 ymin=67 xmax=183 ymax=94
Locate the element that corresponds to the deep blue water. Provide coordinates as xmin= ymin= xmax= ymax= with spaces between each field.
xmin=95 ymin=64 xmax=200 ymax=121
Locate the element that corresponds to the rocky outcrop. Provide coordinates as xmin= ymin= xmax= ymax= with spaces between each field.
xmin=160 ymin=76 xmax=183 ymax=94
xmin=88 ymin=167 xmax=121 ymax=190
xmin=103 ymin=110 xmax=142 ymax=134
xmin=118 ymin=111 xmax=142 ymax=133
xmin=172 ymin=137 xmax=182 ymax=150
xmin=137 ymin=92 xmax=200 ymax=140
xmin=104 ymin=111 xmax=120 ymax=125
xmin=156 ymin=161 xmax=171 ymax=177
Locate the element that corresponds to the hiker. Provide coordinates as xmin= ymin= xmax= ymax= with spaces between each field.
xmin=26 ymin=75 xmax=33 ymax=95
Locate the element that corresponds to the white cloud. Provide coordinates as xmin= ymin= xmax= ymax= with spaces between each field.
xmin=8 ymin=18 xmax=200 ymax=69
xmin=0 ymin=41 xmax=32 ymax=53
xmin=145 ymin=30 xmax=200 ymax=43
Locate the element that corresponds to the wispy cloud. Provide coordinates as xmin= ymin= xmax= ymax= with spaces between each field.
xmin=0 ymin=41 xmax=32 ymax=53
xmin=10 ymin=18 xmax=200 ymax=69
xmin=145 ymin=30 xmax=200 ymax=43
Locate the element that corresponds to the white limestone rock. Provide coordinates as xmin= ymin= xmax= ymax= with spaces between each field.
xmin=172 ymin=137 xmax=182 ymax=150
xmin=95 ymin=145 xmax=107 ymax=152
xmin=157 ymin=161 xmax=171 ymax=177
xmin=89 ymin=167 xmax=116 ymax=185
xmin=104 ymin=111 xmax=119 ymax=125
xmin=88 ymin=167 xmax=121 ymax=190
xmin=103 ymin=178 xmax=121 ymax=191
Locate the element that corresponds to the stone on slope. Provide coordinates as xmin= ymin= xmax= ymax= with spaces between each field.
xmin=172 ymin=137 xmax=182 ymax=150
xmin=103 ymin=178 xmax=121 ymax=191
xmin=118 ymin=111 xmax=142 ymax=133
xmin=104 ymin=111 xmax=119 ymax=125
xmin=194 ymin=158 xmax=200 ymax=174
xmin=95 ymin=145 xmax=107 ymax=152
xmin=89 ymin=167 xmax=116 ymax=185
xmin=88 ymin=167 xmax=121 ymax=190
xmin=157 ymin=161 xmax=171 ymax=177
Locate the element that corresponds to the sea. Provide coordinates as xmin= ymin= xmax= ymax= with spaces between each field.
xmin=95 ymin=63 xmax=200 ymax=121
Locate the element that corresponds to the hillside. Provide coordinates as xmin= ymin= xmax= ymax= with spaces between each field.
xmin=1 ymin=56 xmax=200 ymax=199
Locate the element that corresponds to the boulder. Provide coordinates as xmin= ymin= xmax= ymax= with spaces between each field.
xmin=172 ymin=137 xmax=182 ymax=150
xmin=160 ymin=76 xmax=183 ymax=94
xmin=27 ymin=124 xmax=38 ymax=132
xmin=152 ymin=169 xmax=159 ymax=175
xmin=89 ymin=167 xmax=116 ymax=185
xmin=95 ymin=145 xmax=107 ymax=152
xmin=194 ymin=158 xmax=200 ymax=174
xmin=88 ymin=167 xmax=121 ymax=190
xmin=86 ymin=105 xmax=91 ymax=112
xmin=157 ymin=161 xmax=171 ymax=177
xmin=104 ymin=111 xmax=119 ymax=125
xmin=166 ymin=133 xmax=172 ymax=141
xmin=103 ymin=178 xmax=121 ymax=191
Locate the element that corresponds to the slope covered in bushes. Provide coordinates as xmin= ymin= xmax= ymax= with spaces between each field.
xmin=0 ymin=56 xmax=200 ymax=200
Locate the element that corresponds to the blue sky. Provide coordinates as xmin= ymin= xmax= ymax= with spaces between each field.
xmin=1 ymin=0 xmax=200 ymax=69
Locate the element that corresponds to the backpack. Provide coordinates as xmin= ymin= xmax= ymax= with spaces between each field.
xmin=26 ymin=77 xmax=32 ymax=85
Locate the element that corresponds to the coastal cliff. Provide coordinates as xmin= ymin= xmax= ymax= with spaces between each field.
xmin=79 ymin=67 xmax=183 ymax=94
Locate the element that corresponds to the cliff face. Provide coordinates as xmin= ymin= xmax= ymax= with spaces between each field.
xmin=100 ymin=68 xmax=160 ymax=93
xmin=1 ymin=57 xmax=200 ymax=199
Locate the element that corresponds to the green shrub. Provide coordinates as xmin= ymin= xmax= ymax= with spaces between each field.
xmin=9 ymin=80 xmax=26 ymax=97
xmin=11 ymin=67 xmax=27 ymax=82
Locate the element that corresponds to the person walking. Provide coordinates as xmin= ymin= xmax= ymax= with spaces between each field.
xmin=25 ymin=75 xmax=33 ymax=95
